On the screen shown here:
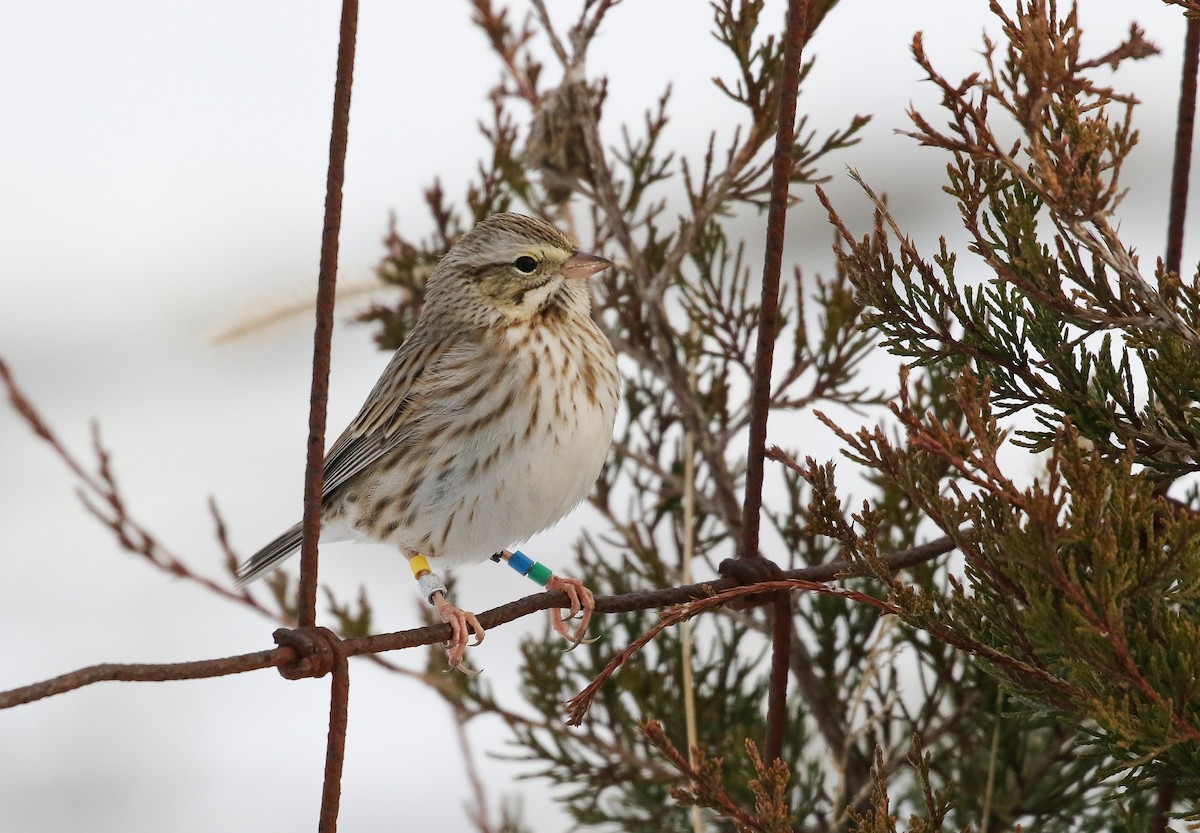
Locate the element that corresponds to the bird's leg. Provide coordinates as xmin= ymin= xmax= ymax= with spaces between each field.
xmin=406 ymin=551 xmax=484 ymax=671
xmin=492 ymin=550 xmax=599 ymax=649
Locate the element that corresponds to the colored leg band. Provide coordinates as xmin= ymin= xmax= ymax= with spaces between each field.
xmin=417 ymin=572 xmax=447 ymax=605
xmin=507 ymin=550 xmax=535 ymax=575
xmin=409 ymin=554 xmax=432 ymax=578
xmin=527 ymin=561 xmax=553 ymax=587
xmin=499 ymin=550 xmax=554 ymax=587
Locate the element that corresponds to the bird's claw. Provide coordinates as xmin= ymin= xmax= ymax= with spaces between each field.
xmin=561 ymin=631 xmax=602 ymax=652
xmin=546 ymin=575 xmax=596 ymax=648
xmin=433 ymin=593 xmax=485 ymax=673
xmin=441 ymin=653 xmax=482 ymax=676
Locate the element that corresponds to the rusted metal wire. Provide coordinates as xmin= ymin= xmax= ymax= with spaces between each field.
xmin=1153 ymin=16 xmax=1198 ymax=833
xmin=294 ymin=1 xmax=360 ymax=827
xmin=565 ymin=577 xmax=899 ymax=727
xmin=299 ymin=0 xmax=359 ymax=630
xmin=1167 ymin=17 xmax=1199 ymax=277
xmin=320 ymin=643 xmax=351 ymax=833
xmin=565 ymin=570 xmax=1087 ymax=728
xmin=765 ymin=593 xmax=793 ymax=762
xmin=0 ymin=536 xmax=955 ymax=711
xmin=740 ymin=0 xmax=812 ymax=561
xmin=0 ymin=650 xmax=288 ymax=708
xmin=739 ymin=0 xmax=811 ymax=764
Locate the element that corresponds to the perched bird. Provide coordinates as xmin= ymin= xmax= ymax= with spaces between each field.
xmin=237 ymin=212 xmax=620 ymax=668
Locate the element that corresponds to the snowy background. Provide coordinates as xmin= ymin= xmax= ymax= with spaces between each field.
xmin=2 ymin=2 xmax=1193 ymax=830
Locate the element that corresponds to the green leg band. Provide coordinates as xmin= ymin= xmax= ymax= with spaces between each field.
xmin=527 ymin=561 xmax=553 ymax=587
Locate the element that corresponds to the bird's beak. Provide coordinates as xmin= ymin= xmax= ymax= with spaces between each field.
xmin=560 ymin=250 xmax=613 ymax=280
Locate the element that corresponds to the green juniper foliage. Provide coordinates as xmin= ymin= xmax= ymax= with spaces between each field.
xmin=817 ymin=0 xmax=1200 ymax=824
xmin=174 ymin=0 xmax=1195 ymax=829
xmin=339 ymin=1 xmax=1200 ymax=829
xmin=9 ymin=0 xmax=1199 ymax=829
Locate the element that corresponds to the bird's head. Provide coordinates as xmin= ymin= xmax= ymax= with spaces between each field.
xmin=426 ymin=213 xmax=612 ymax=325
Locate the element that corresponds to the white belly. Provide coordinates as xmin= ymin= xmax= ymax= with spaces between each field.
xmin=332 ymin=318 xmax=619 ymax=568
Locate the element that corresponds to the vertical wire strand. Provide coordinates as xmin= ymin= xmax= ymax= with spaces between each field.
xmin=319 ymin=651 xmax=351 ymax=832
xmin=740 ymin=4 xmax=810 ymax=562
xmin=310 ymin=2 xmax=359 ymax=828
xmin=1166 ymin=18 xmax=1199 ymax=278
xmin=298 ymin=0 xmax=360 ymax=629
xmin=1153 ymin=16 xmax=1198 ymax=833
xmin=741 ymin=0 xmax=810 ymax=764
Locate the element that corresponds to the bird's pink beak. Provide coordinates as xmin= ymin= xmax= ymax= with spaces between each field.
xmin=560 ymin=250 xmax=613 ymax=280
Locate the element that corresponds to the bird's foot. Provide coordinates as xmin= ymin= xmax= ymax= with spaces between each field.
xmin=546 ymin=575 xmax=598 ymax=649
xmin=433 ymin=592 xmax=485 ymax=672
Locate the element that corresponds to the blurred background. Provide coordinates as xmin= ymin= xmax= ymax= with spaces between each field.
xmin=1 ymin=1 xmax=1193 ymax=830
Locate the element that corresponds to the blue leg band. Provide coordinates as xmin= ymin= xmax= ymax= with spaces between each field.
xmin=507 ymin=549 xmax=535 ymax=576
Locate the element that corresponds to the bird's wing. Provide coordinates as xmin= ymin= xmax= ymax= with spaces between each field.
xmin=320 ymin=329 xmax=457 ymax=499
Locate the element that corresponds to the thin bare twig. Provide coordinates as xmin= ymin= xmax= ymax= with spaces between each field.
xmin=681 ymin=317 xmax=703 ymax=833
xmin=641 ymin=720 xmax=770 ymax=833
xmin=454 ymin=705 xmax=497 ymax=833
xmin=529 ymin=0 xmax=569 ymax=66
xmin=531 ymin=4 xmax=750 ymax=533
xmin=1 ymin=358 xmax=285 ymax=620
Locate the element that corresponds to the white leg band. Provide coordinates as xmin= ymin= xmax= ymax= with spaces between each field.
xmin=417 ymin=571 xmax=448 ymax=605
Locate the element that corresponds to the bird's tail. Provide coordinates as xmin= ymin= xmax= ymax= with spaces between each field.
xmin=236 ymin=522 xmax=304 ymax=585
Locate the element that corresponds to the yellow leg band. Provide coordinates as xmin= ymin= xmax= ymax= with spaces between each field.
xmin=409 ymin=554 xmax=432 ymax=577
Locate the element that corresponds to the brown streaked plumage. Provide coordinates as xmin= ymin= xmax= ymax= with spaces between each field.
xmin=238 ymin=213 xmax=619 ymax=669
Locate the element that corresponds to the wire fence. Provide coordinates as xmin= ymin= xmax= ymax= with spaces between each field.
xmin=3 ymin=1 xmax=1195 ymax=829
xmin=0 ymin=1 xmax=826 ymax=827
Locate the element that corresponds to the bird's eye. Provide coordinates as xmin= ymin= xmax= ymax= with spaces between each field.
xmin=513 ymin=255 xmax=539 ymax=274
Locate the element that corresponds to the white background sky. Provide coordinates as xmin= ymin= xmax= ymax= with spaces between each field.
xmin=2 ymin=2 xmax=1193 ymax=831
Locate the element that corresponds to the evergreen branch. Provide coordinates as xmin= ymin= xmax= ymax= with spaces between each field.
xmin=640 ymin=720 xmax=766 ymax=833
xmin=1163 ymin=0 xmax=1200 ymax=15
xmin=565 ymin=578 xmax=904 ymax=727
xmin=565 ymin=52 xmax=746 ymax=531
xmin=641 ymin=720 xmax=803 ymax=833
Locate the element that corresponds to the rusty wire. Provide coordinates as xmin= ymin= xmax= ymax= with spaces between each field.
xmin=1153 ymin=14 xmax=1199 ymax=833
xmin=322 ymin=641 xmax=351 ymax=832
xmin=1167 ymin=17 xmax=1199 ymax=277
xmin=6 ymin=0 xmax=1182 ymax=825
xmin=299 ymin=0 xmax=359 ymax=630
xmin=738 ymin=0 xmax=811 ymax=764
xmin=0 ymin=536 xmax=955 ymax=712
xmin=564 ymin=577 xmax=904 ymax=727
xmin=5 ymin=0 xmax=920 ymax=817
xmin=290 ymin=0 xmax=361 ymax=827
